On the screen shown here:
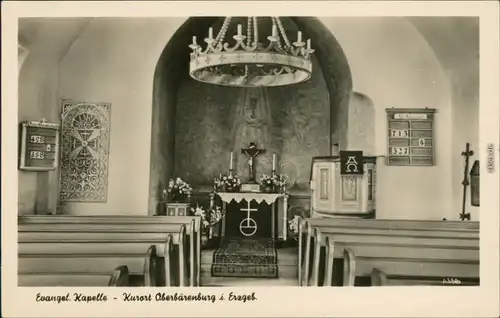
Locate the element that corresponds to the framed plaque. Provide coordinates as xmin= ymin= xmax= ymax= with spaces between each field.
xmin=386 ymin=108 xmax=436 ymax=166
xmin=19 ymin=119 xmax=60 ymax=171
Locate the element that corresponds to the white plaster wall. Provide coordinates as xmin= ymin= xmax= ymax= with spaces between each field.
xmin=319 ymin=17 xmax=453 ymax=220
xmin=58 ymin=17 xmax=185 ymax=215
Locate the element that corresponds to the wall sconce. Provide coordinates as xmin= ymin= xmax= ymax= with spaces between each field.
xmin=470 ymin=160 xmax=480 ymax=207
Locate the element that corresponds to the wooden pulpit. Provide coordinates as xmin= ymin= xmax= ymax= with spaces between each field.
xmin=310 ymin=155 xmax=377 ymax=218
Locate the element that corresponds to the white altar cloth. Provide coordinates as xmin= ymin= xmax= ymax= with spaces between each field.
xmin=216 ymin=192 xmax=289 ymax=240
xmin=217 ymin=192 xmax=284 ymax=204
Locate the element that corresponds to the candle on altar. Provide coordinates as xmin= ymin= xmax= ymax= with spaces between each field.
xmin=272 ymin=154 xmax=276 ymax=171
xmin=272 ymin=25 xmax=277 ymax=37
xmin=297 ymin=31 xmax=302 ymax=43
xmin=229 ymin=152 xmax=233 ymax=170
xmin=192 ymin=36 xmax=197 ymax=45
xmin=237 ymin=24 xmax=242 ymax=35
xmin=208 ymin=27 xmax=213 ymax=39
xmin=307 ymin=39 xmax=311 ymax=49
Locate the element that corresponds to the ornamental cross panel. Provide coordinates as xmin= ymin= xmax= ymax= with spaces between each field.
xmin=59 ymin=102 xmax=111 ymax=202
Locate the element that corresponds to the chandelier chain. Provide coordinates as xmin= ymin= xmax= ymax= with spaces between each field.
xmin=271 ymin=17 xmax=282 ymax=50
xmin=247 ymin=16 xmax=252 ymax=46
xmin=253 ymin=17 xmax=259 ymax=45
xmin=216 ymin=17 xmax=232 ymax=45
xmin=275 ymin=17 xmax=291 ymax=48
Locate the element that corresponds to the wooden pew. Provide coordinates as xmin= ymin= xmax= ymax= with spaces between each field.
xmin=108 ymin=265 xmax=130 ymax=286
xmin=301 ymin=218 xmax=479 ymax=286
xmin=320 ymin=224 xmax=479 ymax=286
xmin=324 ymin=235 xmax=479 ymax=286
xmin=298 ymin=216 xmax=312 ymax=286
xmin=163 ymin=234 xmax=177 ymax=286
xmin=18 ymin=215 xmax=200 ymax=287
xmin=143 ymin=235 xmax=182 ymax=287
xmin=144 ymin=245 xmax=161 ymax=286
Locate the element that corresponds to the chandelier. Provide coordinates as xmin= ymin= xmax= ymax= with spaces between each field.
xmin=189 ymin=17 xmax=314 ymax=88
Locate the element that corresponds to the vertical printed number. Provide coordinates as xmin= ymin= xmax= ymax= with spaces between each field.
xmin=390 ymin=129 xmax=409 ymax=138
xmin=391 ymin=147 xmax=409 ymax=155
xmin=418 ymin=138 xmax=426 ymax=146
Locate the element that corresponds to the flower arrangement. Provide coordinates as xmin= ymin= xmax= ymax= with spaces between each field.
xmin=191 ymin=204 xmax=223 ymax=229
xmin=288 ymin=215 xmax=300 ymax=235
xmin=259 ymin=174 xmax=288 ymax=192
xmin=214 ymin=173 xmax=241 ymax=192
xmin=287 ymin=206 xmax=308 ymax=242
xmin=164 ymin=177 xmax=192 ymax=203
xmin=275 ymin=174 xmax=288 ymax=191
xmin=191 ymin=204 xmax=223 ymax=248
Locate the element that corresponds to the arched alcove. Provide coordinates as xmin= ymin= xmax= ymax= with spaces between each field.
xmin=148 ymin=17 xmax=353 ymax=215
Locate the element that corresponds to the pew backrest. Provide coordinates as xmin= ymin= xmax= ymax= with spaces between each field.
xmin=371 ymin=268 xmax=388 ymax=286
xmin=18 ymin=216 xmax=198 ymax=287
xmin=322 ymin=233 xmax=479 ymax=286
xmin=144 ymin=245 xmax=159 ymax=286
xmin=108 ymin=265 xmax=130 ymax=286
xmin=343 ymin=248 xmax=356 ymax=286
xmin=164 ymin=234 xmax=174 ymax=286
xmin=303 ymin=218 xmax=479 ymax=286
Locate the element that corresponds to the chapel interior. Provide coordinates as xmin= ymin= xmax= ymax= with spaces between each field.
xmin=17 ymin=16 xmax=480 ymax=287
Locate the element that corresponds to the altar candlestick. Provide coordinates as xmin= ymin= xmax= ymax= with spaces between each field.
xmin=272 ymin=154 xmax=276 ymax=171
xmin=237 ymin=24 xmax=242 ymax=36
xmin=208 ymin=27 xmax=213 ymax=39
xmin=229 ymin=152 xmax=233 ymax=170
xmin=192 ymin=36 xmax=197 ymax=45
xmin=307 ymin=39 xmax=311 ymax=49
xmin=297 ymin=31 xmax=302 ymax=43
xmin=272 ymin=25 xmax=277 ymax=37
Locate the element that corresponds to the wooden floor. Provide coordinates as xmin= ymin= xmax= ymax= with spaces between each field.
xmin=200 ymin=245 xmax=299 ymax=287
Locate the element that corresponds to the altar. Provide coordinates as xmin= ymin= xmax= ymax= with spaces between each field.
xmin=214 ymin=192 xmax=289 ymax=241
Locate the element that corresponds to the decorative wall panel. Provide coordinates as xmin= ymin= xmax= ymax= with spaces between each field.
xmin=174 ymin=56 xmax=330 ymax=191
xmin=342 ymin=176 xmax=357 ymax=201
xmin=59 ymin=102 xmax=111 ymax=202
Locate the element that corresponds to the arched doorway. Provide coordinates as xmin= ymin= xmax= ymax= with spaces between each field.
xmin=148 ymin=17 xmax=352 ymax=215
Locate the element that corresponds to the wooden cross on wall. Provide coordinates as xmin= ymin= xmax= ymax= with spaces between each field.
xmin=460 ymin=143 xmax=474 ymax=221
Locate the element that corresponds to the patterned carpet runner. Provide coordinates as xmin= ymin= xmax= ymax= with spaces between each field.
xmin=211 ymin=237 xmax=278 ymax=278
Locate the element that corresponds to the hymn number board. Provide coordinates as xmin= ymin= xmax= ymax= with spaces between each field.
xmin=386 ymin=108 xmax=436 ymax=166
xmin=19 ymin=120 xmax=60 ymax=171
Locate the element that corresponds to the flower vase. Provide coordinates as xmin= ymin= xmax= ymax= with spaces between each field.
xmin=264 ymin=185 xmax=274 ymax=193
xmin=200 ymin=228 xmax=212 ymax=249
xmin=201 ymin=232 xmax=209 ymax=248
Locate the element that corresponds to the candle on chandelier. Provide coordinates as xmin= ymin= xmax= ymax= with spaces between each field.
xmin=192 ymin=36 xmax=197 ymax=45
xmin=237 ymin=24 xmax=243 ymax=35
xmin=272 ymin=154 xmax=276 ymax=170
xmin=272 ymin=25 xmax=278 ymax=37
xmin=208 ymin=27 xmax=213 ymax=39
xmin=297 ymin=31 xmax=302 ymax=43
xmin=230 ymin=152 xmax=234 ymax=170
xmin=307 ymin=39 xmax=311 ymax=49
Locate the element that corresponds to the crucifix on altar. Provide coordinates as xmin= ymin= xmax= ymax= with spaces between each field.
xmin=241 ymin=142 xmax=265 ymax=183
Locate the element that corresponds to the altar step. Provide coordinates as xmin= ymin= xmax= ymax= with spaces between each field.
xmin=200 ymin=245 xmax=299 ymax=287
